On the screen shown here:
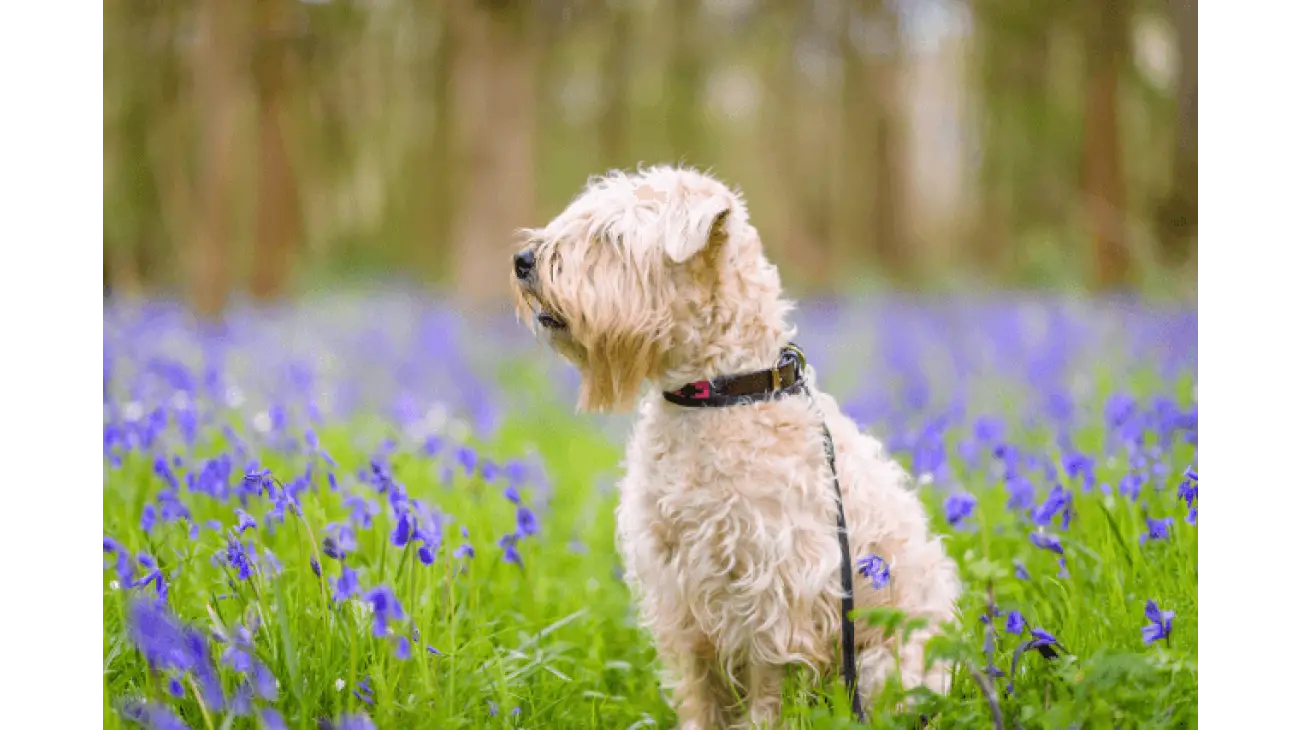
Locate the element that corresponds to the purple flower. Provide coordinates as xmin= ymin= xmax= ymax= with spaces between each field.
xmin=353 ymin=676 xmax=374 ymax=706
xmin=1118 ymin=472 xmax=1145 ymax=501
xmin=395 ymin=635 xmax=412 ymax=660
xmin=310 ymin=557 xmax=322 ymax=578
xmin=332 ymin=566 xmax=359 ymax=603
xmin=1028 ymin=627 xmax=1058 ymax=649
xmin=1063 ymin=452 xmax=1096 ymax=491
xmin=1139 ymin=516 xmax=1174 ymax=544
xmin=392 ymin=512 xmax=413 ymax=547
xmin=103 ymin=536 xmax=134 ymax=585
xmin=499 ymin=533 xmax=523 ymax=567
xmin=125 ymin=599 xmax=224 ymax=711
xmin=120 ymin=701 xmax=189 ymax=730
xmin=454 ymin=543 xmax=476 ymax=560
xmin=1029 ymin=531 xmax=1064 ymax=555
xmin=1141 ymin=599 xmax=1175 ymax=644
xmin=327 ymin=713 xmax=377 ymax=730
xmin=504 ymin=484 xmax=522 ymax=504
xmin=943 ymin=492 xmax=977 ymax=527
xmin=166 ymin=676 xmax=185 ymax=698
xmin=140 ymin=504 xmax=157 ymax=533
xmin=1004 ymin=475 xmax=1037 ymax=511
xmin=456 ymin=446 xmax=478 ymax=476
xmin=364 ymin=586 xmax=406 ymax=637
xmin=223 ymin=538 xmax=258 ymax=581
xmin=855 ymin=554 xmax=892 ymax=590
xmin=260 ymin=708 xmax=288 ymax=730
xmin=322 ymin=522 xmax=357 ymax=561
xmin=1013 ymin=560 xmax=1029 ymax=580
xmin=1005 ymin=610 xmax=1025 ymax=635
xmin=516 ymin=506 xmax=539 ymax=537
xmin=1057 ymin=557 xmax=1070 ymax=579
xmin=235 ymin=509 xmax=257 ymax=534
xmin=1031 ymin=485 xmax=1071 ymax=528
xmin=1186 ymin=507 xmax=1197 ymax=525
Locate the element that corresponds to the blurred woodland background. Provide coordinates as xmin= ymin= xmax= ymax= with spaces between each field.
xmin=102 ymin=0 xmax=1197 ymax=317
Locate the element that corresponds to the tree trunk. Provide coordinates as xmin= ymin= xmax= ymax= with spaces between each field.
xmin=411 ymin=4 xmax=459 ymax=284
xmin=1081 ymin=0 xmax=1132 ymax=290
xmin=190 ymin=0 xmax=243 ymax=318
xmin=666 ymin=0 xmax=703 ymax=162
xmin=1157 ymin=0 xmax=1197 ymax=263
xmin=866 ymin=2 xmax=911 ymax=282
xmin=449 ymin=0 xmax=539 ymax=312
xmin=598 ymin=1 xmax=632 ymax=171
xmin=250 ymin=0 xmax=303 ymax=302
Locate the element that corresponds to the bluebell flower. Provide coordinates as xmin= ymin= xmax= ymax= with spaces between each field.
xmin=322 ymin=522 xmax=357 ymax=561
xmin=140 ymin=504 xmax=157 ymax=533
xmin=1031 ymin=484 xmax=1071 ymax=528
xmin=1139 ymin=516 xmax=1174 ymax=544
xmin=455 ymin=446 xmax=477 ymax=476
xmin=1118 ymin=472 xmax=1145 ymax=501
xmin=392 ymin=512 xmax=413 ymax=547
xmin=1141 ymin=599 xmax=1175 ymax=645
xmin=517 ymin=506 xmax=539 ymax=537
xmin=1028 ymin=627 xmax=1058 ymax=650
xmin=1005 ymin=610 xmax=1025 ymax=635
xmin=120 ymin=701 xmax=189 ymax=730
xmin=427 ymin=645 xmax=443 ymax=656
xmin=1057 ymin=557 xmax=1069 ymax=579
xmin=395 ymin=635 xmax=412 ymax=660
xmin=235 ymin=509 xmax=257 ymax=534
xmin=353 ymin=676 xmax=374 ymax=705
xmin=1004 ymin=475 xmax=1036 ymax=511
xmin=311 ymin=557 xmax=322 ymax=578
xmin=499 ymin=533 xmax=523 ymax=567
xmin=166 ymin=676 xmax=185 ymax=698
xmin=326 ymin=713 xmax=377 ymax=730
xmin=223 ymin=538 xmax=258 ymax=581
xmin=252 ymin=661 xmax=279 ymax=700
xmin=481 ymin=460 xmax=500 ymax=482
xmin=1186 ymin=507 xmax=1197 ymax=525
xmin=260 ymin=708 xmax=288 ymax=730
xmin=103 ymin=536 xmax=134 ymax=585
xmin=1177 ymin=467 xmax=1198 ymax=507
xmin=1013 ymin=560 xmax=1029 ymax=580
xmin=504 ymin=484 xmax=521 ymax=504
xmin=125 ymin=598 xmax=224 ymax=711
xmin=943 ymin=492 xmax=977 ymax=527
xmin=1029 ymin=531 xmax=1064 ymax=555
xmin=231 ymin=682 xmax=253 ymax=716
xmin=343 ymin=493 xmax=378 ymax=529
xmin=454 ymin=543 xmax=476 ymax=560
xmin=488 ymin=701 xmax=500 ymax=717
xmin=364 ymin=586 xmax=406 ymax=637
xmin=332 ymin=566 xmax=359 ymax=603
xmin=855 ymin=554 xmax=892 ymax=590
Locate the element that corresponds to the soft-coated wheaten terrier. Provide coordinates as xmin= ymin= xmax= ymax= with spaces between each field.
xmin=510 ymin=165 xmax=960 ymax=728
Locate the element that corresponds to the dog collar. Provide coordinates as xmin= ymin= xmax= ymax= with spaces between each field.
xmin=663 ymin=343 xmax=808 ymax=407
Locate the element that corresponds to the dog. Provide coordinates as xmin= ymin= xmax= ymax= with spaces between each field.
xmin=511 ymin=166 xmax=960 ymax=728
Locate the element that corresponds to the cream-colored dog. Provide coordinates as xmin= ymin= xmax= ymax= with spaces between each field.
xmin=511 ymin=166 xmax=960 ymax=728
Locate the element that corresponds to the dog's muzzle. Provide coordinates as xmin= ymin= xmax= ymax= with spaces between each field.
xmin=512 ymin=248 xmax=567 ymax=330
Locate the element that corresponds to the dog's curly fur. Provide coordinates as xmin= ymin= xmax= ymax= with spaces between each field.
xmin=511 ymin=166 xmax=961 ymax=729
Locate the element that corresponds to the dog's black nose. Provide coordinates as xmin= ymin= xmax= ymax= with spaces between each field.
xmin=513 ymin=249 xmax=535 ymax=280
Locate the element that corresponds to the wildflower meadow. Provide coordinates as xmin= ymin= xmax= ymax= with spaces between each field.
xmin=102 ymin=293 xmax=1197 ymax=729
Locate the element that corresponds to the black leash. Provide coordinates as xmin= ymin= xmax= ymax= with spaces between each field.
xmin=663 ymin=344 xmax=865 ymax=722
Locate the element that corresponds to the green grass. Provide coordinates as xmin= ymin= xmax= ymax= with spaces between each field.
xmin=103 ymin=365 xmax=1197 ymax=730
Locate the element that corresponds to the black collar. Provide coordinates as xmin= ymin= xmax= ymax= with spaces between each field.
xmin=663 ymin=344 xmax=808 ymax=407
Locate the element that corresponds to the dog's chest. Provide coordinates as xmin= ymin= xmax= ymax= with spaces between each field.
xmin=619 ymin=406 xmax=844 ymax=657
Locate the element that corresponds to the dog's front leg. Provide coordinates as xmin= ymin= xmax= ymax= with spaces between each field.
xmin=733 ymin=663 xmax=782 ymax=730
xmin=663 ymin=649 xmax=737 ymax=730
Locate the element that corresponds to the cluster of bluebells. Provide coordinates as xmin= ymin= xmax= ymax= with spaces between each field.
xmin=102 ymin=296 xmax=1194 ymax=724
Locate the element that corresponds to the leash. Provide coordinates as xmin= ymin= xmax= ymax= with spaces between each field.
xmin=664 ymin=344 xmax=865 ymax=722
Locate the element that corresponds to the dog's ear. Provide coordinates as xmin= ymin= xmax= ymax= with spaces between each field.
xmin=662 ymin=193 xmax=731 ymax=264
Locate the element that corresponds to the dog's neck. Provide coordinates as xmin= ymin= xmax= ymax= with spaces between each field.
xmin=657 ymin=307 xmax=794 ymax=391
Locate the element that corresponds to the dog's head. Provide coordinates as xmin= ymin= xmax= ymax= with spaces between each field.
xmin=511 ymin=165 xmax=792 ymax=413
